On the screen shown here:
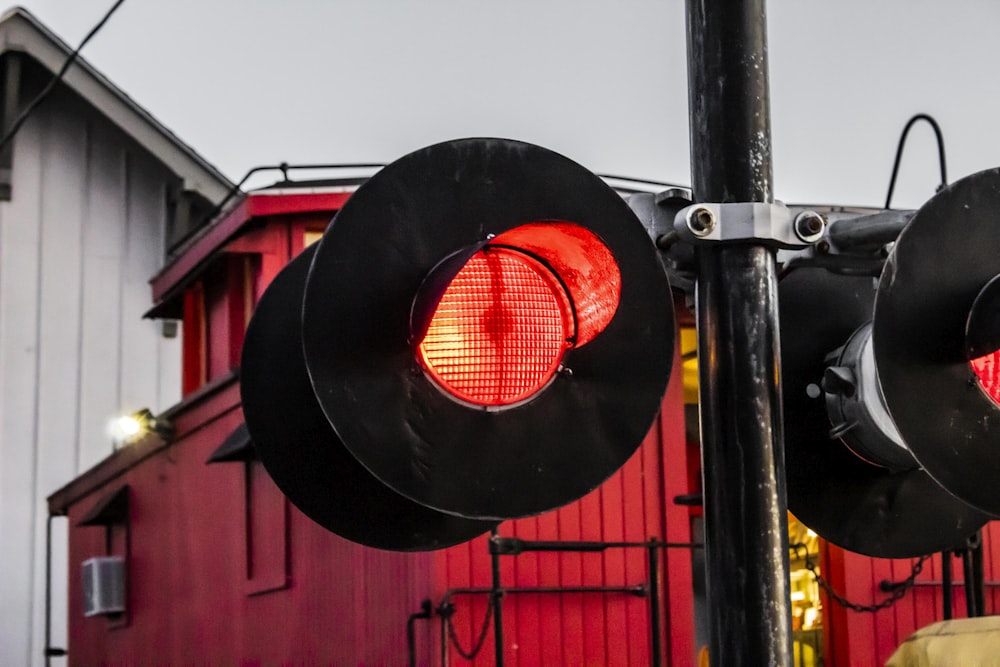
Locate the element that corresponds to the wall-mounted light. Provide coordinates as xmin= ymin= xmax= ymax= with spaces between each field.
xmin=108 ymin=409 xmax=174 ymax=449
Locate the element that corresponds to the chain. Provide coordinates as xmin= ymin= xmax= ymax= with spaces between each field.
xmin=442 ymin=594 xmax=497 ymax=660
xmin=790 ymin=542 xmax=929 ymax=613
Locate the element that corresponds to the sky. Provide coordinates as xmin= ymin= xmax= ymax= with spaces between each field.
xmin=11 ymin=0 xmax=1000 ymax=210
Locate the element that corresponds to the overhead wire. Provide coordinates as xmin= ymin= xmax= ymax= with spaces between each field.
xmin=0 ymin=0 xmax=127 ymax=155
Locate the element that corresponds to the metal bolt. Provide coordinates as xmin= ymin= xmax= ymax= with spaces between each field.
xmin=686 ymin=206 xmax=716 ymax=237
xmin=794 ymin=211 xmax=826 ymax=243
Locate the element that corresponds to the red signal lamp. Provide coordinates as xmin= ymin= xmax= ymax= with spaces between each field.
xmin=967 ymin=274 xmax=1000 ymax=407
xmin=412 ymin=222 xmax=620 ymax=408
xmin=242 ymin=138 xmax=675 ymax=539
xmin=970 ymin=352 xmax=1000 ymax=407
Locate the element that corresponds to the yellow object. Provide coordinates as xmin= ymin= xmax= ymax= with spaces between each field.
xmin=886 ymin=616 xmax=1000 ymax=667
xmin=680 ymin=326 xmax=699 ymax=404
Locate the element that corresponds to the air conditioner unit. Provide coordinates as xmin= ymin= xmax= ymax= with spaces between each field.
xmin=82 ymin=556 xmax=125 ymax=617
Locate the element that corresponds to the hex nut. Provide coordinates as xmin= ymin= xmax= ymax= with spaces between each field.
xmin=794 ymin=211 xmax=826 ymax=243
xmin=686 ymin=206 xmax=716 ymax=237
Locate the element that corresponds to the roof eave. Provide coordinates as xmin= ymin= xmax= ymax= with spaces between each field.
xmin=0 ymin=7 xmax=233 ymax=203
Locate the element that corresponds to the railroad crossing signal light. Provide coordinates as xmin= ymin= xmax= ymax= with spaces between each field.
xmin=410 ymin=221 xmax=622 ymax=408
xmin=781 ymin=167 xmax=1000 ymax=558
xmin=241 ymin=138 xmax=674 ymax=550
xmin=873 ymin=167 xmax=1000 ymax=517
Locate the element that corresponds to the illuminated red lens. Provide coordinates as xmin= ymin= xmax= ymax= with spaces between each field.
xmin=494 ymin=222 xmax=620 ymax=346
xmin=418 ymin=248 xmax=573 ymax=406
xmin=971 ymin=351 xmax=1000 ymax=406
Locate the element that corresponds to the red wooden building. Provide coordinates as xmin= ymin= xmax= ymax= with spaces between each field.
xmin=47 ymin=182 xmax=1000 ymax=666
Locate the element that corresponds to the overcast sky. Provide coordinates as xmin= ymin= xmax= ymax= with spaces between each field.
xmin=12 ymin=0 xmax=1000 ymax=209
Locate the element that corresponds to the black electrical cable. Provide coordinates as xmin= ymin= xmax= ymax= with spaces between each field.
xmin=0 ymin=0 xmax=127 ymax=154
xmin=884 ymin=113 xmax=948 ymax=209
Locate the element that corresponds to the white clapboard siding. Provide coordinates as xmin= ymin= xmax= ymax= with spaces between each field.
xmin=0 ymin=86 xmax=183 ymax=667
xmin=32 ymin=94 xmax=87 ymax=667
xmin=77 ymin=116 xmax=128 ymax=471
xmin=0 ymin=92 xmax=45 ymax=667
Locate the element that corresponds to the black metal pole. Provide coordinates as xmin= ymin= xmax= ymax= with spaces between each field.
xmin=45 ymin=514 xmax=53 ymax=667
xmin=407 ymin=599 xmax=433 ymax=667
xmin=942 ymin=551 xmax=953 ymax=620
xmin=962 ymin=548 xmax=978 ymax=617
xmin=490 ymin=530 xmax=504 ymax=667
xmin=962 ymin=532 xmax=985 ymax=618
xmin=972 ymin=536 xmax=985 ymax=617
xmin=686 ymin=0 xmax=793 ymax=665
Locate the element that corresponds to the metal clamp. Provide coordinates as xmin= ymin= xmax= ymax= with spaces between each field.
xmin=674 ymin=202 xmax=825 ymax=248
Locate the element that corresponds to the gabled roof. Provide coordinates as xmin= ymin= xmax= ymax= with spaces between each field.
xmin=0 ymin=6 xmax=233 ymax=202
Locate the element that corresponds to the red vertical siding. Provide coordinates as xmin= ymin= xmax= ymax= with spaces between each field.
xmin=558 ymin=495 xmax=585 ymax=664
xmin=988 ymin=523 xmax=1000 ymax=614
xmin=245 ymin=459 xmax=289 ymax=594
xmin=825 ymin=529 xmax=1000 ymax=667
xmin=660 ymin=343 xmax=696 ymax=664
xmin=181 ymin=285 xmax=206 ymax=395
xmin=205 ymin=265 xmax=233 ymax=382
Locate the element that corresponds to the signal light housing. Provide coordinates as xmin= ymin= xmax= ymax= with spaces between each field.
xmin=781 ymin=167 xmax=1000 ymax=558
xmin=241 ymin=138 xmax=674 ymax=546
xmin=411 ymin=222 xmax=621 ymax=408
xmin=873 ymin=167 xmax=1000 ymax=518
xmin=780 ymin=268 xmax=989 ymax=558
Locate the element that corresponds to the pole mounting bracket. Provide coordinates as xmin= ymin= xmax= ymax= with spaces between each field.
xmin=674 ymin=202 xmax=826 ymax=248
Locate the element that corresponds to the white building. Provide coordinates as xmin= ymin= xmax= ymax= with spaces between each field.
xmin=0 ymin=8 xmax=231 ymax=665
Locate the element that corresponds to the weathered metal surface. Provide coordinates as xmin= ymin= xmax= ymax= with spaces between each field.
xmin=686 ymin=0 xmax=793 ymax=664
